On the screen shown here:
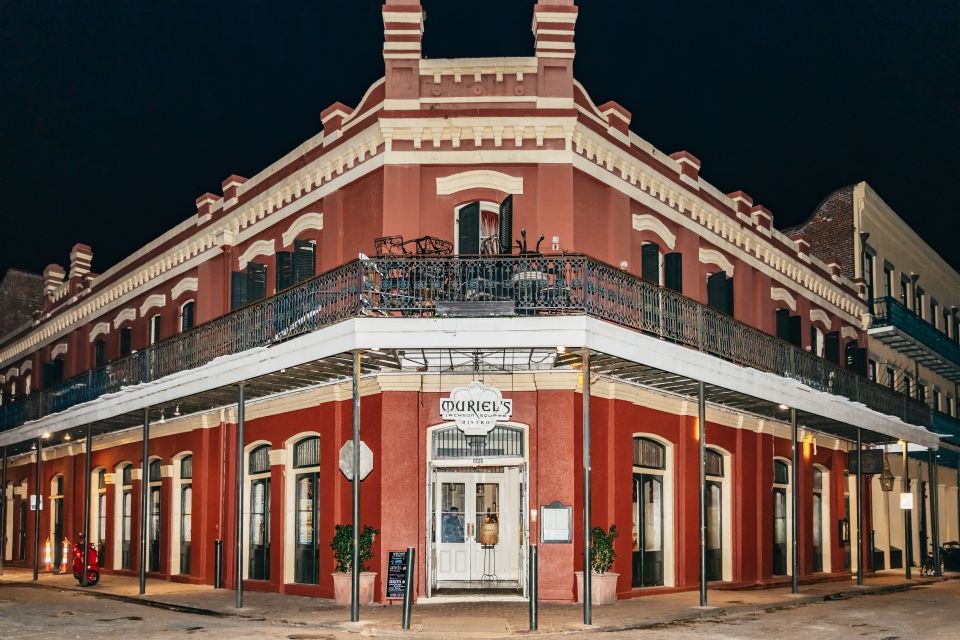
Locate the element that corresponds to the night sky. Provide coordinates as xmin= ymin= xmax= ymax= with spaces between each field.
xmin=1 ymin=0 xmax=957 ymax=279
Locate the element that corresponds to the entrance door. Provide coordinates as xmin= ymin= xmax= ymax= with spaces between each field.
xmin=773 ymin=487 xmax=787 ymax=576
xmin=149 ymin=487 xmax=161 ymax=572
xmin=18 ymin=500 xmax=27 ymax=561
xmin=52 ymin=497 xmax=63 ymax=569
xmin=632 ymin=473 xmax=664 ymax=587
xmin=249 ymin=478 xmax=270 ymax=580
xmin=435 ymin=471 xmax=514 ymax=583
xmin=705 ymin=480 xmax=723 ymax=581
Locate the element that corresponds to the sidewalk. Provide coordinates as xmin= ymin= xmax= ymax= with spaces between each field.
xmin=1 ymin=567 xmax=954 ymax=637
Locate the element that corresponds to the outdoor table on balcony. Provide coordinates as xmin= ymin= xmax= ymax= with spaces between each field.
xmin=512 ymin=268 xmax=547 ymax=311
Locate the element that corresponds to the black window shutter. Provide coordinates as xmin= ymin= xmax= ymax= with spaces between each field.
xmin=776 ymin=309 xmax=791 ymax=341
xmin=247 ymin=262 xmax=267 ymax=302
xmin=707 ymin=272 xmax=727 ymax=312
xmin=498 ymin=195 xmax=513 ymax=255
xmin=94 ymin=340 xmax=106 ymax=367
xmin=181 ymin=302 xmax=195 ymax=330
xmin=231 ymin=271 xmax=248 ymax=311
xmin=641 ymin=243 xmax=660 ymax=284
xmin=789 ymin=315 xmax=802 ymax=347
xmin=276 ymin=251 xmax=294 ymax=291
xmin=45 ymin=359 xmax=64 ymax=387
xmin=119 ymin=328 xmax=132 ymax=356
xmin=293 ymin=240 xmax=316 ymax=282
xmin=724 ymin=276 xmax=735 ymax=316
xmin=810 ymin=327 xmax=819 ymax=354
xmin=824 ymin=331 xmax=840 ymax=364
xmin=458 ymin=202 xmax=480 ymax=255
xmin=664 ymin=252 xmax=682 ymax=293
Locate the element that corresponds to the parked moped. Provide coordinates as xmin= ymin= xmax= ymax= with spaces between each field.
xmin=71 ymin=534 xmax=100 ymax=586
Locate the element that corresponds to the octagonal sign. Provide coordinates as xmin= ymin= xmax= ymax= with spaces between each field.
xmin=339 ymin=440 xmax=374 ymax=481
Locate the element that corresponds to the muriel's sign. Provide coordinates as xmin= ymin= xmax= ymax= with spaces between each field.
xmin=440 ymin=381 xmax=513 ymax=436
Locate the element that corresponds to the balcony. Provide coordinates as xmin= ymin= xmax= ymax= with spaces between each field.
xmin=870 ymin=297 xmax=960 ymax=383
xmin=932 ymin=411 xmax=960 ymax=447
xmin=0 ymin=254 xmax=932 ymax=434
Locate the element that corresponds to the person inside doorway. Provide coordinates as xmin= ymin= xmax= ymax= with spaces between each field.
xmin=442 ymin=506 xmax=465 ymax=543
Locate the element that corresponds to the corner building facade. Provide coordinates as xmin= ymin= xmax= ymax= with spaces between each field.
xmin=0 ymin=1 xmax=944 ymax=604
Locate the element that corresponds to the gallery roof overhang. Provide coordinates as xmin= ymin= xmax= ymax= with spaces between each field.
xmin=0 ymin=316 xmax=939 ymax=458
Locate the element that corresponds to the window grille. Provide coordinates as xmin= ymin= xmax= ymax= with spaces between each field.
xmin=248 ymin=445 xmax=271 ymax=474
xmin=180 ymin=455 xmax=193 ymax=480
xmin=705 ymin=449 xmax=724 ymax=477
xmin=633 ymin=437 xmax=666 ymax=469
xmin=149 ymin=459 xmax=162 ymax=482
xmin=773 ymin=460 xmax=789 ymax=485
xmin=293 ymin=437 xmax=320 ymax=468
xmin=433 ymin=425 xmax=523 ymax=459
xmin=122 ymin=465 xmax=132 ymax=486
xmin=98 ymin=469 xmax=106 ymax=489
xmin=813 ymin=468 xmax=823 ymax=491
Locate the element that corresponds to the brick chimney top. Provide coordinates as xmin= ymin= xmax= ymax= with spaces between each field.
xmin=69 ymin=244 xmax=92 ymax=281
xmin=43 ymin=264 xmax=66 ymax=296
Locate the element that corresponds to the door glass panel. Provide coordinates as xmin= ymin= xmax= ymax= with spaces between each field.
xmin=149 ymin=487 xmax=161 ymax=572
xmin=706 ymin=481 xmax=723 ymax=581
xmin=475 ymin=483 xmax=499 ymax=545
xmin=181 ymin=485 xmax=192 ymax=575
xmin=441 ymin=483 xmax=465 ymax=543
xmin=295 ymin=473 xmax=318 ymax=584
xmin=632 ymin=473 xmax=664 ymax=587
xmin=249 ymin=478 xmax=270 ymax=580
xmin=773 ymin=488 xmax=787 ymax=575
xmin=812 ymin=492 xmax=823 ymax=572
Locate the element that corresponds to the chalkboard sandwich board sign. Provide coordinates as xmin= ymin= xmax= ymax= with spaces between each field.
xmin=387 ymin=550 xmax=408 ymax=600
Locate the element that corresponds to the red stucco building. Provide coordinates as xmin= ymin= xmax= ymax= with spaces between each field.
xmin=0 ymin=0 xmax=939 ymax=608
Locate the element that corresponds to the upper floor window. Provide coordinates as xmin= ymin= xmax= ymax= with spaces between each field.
xmin=915 ymin=287 xmax=925 ymax=319
xmin=944 ymin=308 xmax=952 ymax=339
xmin=43 ymin=357 xmax=64 ymax=388
xmin=641 ymin=243 xmax=661 ymax=285
xmin=899 ymin=274 xmax=910 ymax=308
xmin=149 ymin=314 xmax=162 ymax=345
xmin=933 ymin=388 xmax=941 ymax=412
xmin=862 ymin=250 xmax=875 ymax=309
xmin=885 ymin=365 xmax=896 ymax=391
xmin=706 ymin=272 xmax=734 ymax=316
xmin=180 ymin=301 xmax=196 ymax=332
xmin=883 ymin=263 xmax=893 ymax=299
xmin=776 ymin=309 xmax=802 ymax=347
xmin=231 ymin=262 xmax=267 ymax=311
xmin=456 ymin=201 xmax=503 ymax=256
xmin=119 ymin=326 xmax=133 ymax=357
xmin=930 ymin=299 xmax=939 ymax=330
xmin=276 ymin=240 xmax=316 ymax=291
xmin=94 ymin=339 xmax=106 ymax=368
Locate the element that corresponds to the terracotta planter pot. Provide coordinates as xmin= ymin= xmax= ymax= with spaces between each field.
xmin=331 ymin=572 xmax=377 ymax=606
xmin=574 ymin=571 xmax=620 ymax=605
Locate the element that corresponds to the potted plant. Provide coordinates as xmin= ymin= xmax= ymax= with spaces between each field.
xmin=330 ymin=524 xmax=379 ymax=606
xmin=575 ymin=524 xmax=620 ymax=605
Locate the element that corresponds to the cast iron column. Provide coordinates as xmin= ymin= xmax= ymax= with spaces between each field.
xmin=791 ymin=409 xmax=799 ymax=594
xmin=33 ymin=436 xmax=42 ymax=581
xmin=1 ymin=446 xmax=6 ymax=576
xmin=928 ymin=450 xmax=941 ymax=576
xmin=582 ymin=348 xmax=592 ymax=624
xmin=351 ymin=351 xmax=362 ymax=622
xmin=139 ymin=407 xmax=150 ymax=594
xmin=855 ymin=428 xmax=864 ymax=586
xmin=81 ymin=426 xmax=92 ymax=586
xmin=698 ymin=381 xmax=708 ymax=606
xmin=903 ymin=445 xmax=912 ymax=579
xmin=236 ymin=382 xmax=246 ymax=608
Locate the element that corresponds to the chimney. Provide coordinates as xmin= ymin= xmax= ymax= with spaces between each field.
xmin=533 ymin=0 xmax=578 ymax=99
xmin=382 ymin=0 xmax=424 ymax=100
xmin=69 ymin=243 xmax=93 ymax=283
xmin=221 ymin=175 xmax=247 ymax=206
xmin=670 ymin=151 xmax=701 ymax=182
xmin=43 ymin=264 xmax=66 ymax=296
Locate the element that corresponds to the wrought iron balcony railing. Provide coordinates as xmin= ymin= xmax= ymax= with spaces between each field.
xmin=932 ymin=411 xmax=960 ymax=446
xmin=872 ymin=296 xmax=960 ymax=372
xmin=0 ymin=254 xmax=932 ymax=434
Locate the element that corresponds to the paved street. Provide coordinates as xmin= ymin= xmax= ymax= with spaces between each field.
xmin=1 ymin=578 xmax=958 ymax=639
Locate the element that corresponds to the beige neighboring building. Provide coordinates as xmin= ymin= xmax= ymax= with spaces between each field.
xmin=794 ymin=181 xmax=960 ymax=571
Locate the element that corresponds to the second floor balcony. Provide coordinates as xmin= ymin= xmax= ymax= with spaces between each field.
xmin=0 ymin=254 xmax=933 ymax=434
xmin=871 ymin=296 xmax=960 ymax=384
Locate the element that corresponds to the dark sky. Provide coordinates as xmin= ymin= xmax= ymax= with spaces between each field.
xmin=1 ymin=0 xmax=958 ymax=279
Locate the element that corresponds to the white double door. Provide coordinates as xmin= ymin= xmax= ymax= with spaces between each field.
xmin=435 ymin=469 xmax=520 ymax=583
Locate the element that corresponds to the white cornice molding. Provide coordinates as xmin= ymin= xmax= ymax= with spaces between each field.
xmin=436 ymin=170 xmax=524 ymax=196
xmin=171 ymin=277 xmax=199 ymax=300
xmin=139 ymin=294 xmax=166 ymax=317
xmin=631 ymin=214 xmax=677 ymax=250
xmin=699 ymin=248 xmax=735 ymax=277
xmin=50 ymin=343 xmax=68 ymax=359
xmin=281 ymin=213 xmax=324 ymax=247
xmin=770 ymin=287 xmax=797 ymax=311
xmin=238 ymin=239 xmax=276 ymax=269
xmin=89 ymin=322 xmax=110 ymax=343
xmin=112 ymin=307 xmax=137 ymax=329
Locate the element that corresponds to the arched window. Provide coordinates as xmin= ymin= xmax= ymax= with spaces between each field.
xmin=704 ymin=448 xmax=727 ymax=582
xmin=172 ymin=455 xmax=193 ymax=575
xmin=248 ymin=444 xmax=271 ymax=581
xmin=50 ymin=475 xmax=65 ymax=570
xmin=772 ymin=459 xmax=791 ymax=576
xmin=632 ymin=437 xmax=666 ymax=588
xmin=292 ymin=436 xmax=321 ymax=584
xmin=147 ymin=459 xmax=163 ymax=573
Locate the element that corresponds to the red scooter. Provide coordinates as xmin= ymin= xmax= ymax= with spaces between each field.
xmin=72 ymin=534 xmax=100 ymax=586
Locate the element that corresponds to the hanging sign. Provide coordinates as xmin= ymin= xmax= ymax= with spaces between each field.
xmin=386 ymin=551 xmax=408 ymax=600
xmin=440 ymin=381 xmax=512 ymax=436
xmin=899 ymin=492 xmax=914 ymax=510
xmin=30 ymin=494 xmax=42 ymax=511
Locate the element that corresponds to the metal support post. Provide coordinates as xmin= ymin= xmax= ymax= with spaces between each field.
xmin=236 ymin=382 xmax=245 ymax=608
xmin=81 ymin=426 xmax=92 ymax=586
xmin=401 ymin=546 xmax=416 ymax=630
xmin=855 ymin=428 xmax=864 ymax=586
xmin=351 ymin=350 xmax=361 ymax=622
xmin=139 ymin=407 xmax=150 ymax=594
xmin=1 ymin=446 xmax=6 ymax=577
xmin=582 ymin=348 xmax=592 ymax=624
xmin=903 ymin=445 xmax=912 ymax=579
xmin=699 ymin=381 xmax=708 ymax=605
xmin=791 ymin=408 xmax=799 ymax=594
xmin=529 ymin=544 xmax=538 ymax=630
xmin=33 ymin=436 xmax=42 ymax=581
xmin=928 ymin=450 xmax=941 ymax=576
